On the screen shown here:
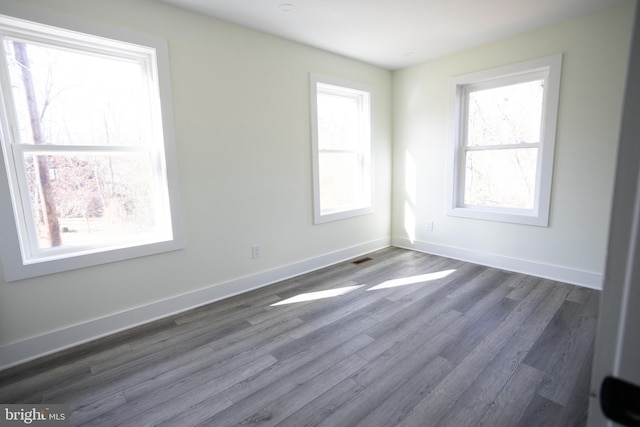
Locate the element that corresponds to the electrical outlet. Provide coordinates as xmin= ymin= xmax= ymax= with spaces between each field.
xmin=251 ymin=244 xmax=261 ymax=259
xmin=426 ymin=221 xmax=434 ymax=231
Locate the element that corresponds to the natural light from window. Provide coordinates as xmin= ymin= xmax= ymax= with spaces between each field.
xmin=463 ymin=79 xmax=543 ymax=210
xmin=4 ymin=41 xmax=170 ymax=253
xmin=271 ymin=284 xmax=364 ymax=306
xmin=310 ymin=74 xmax=373 ymax=224
xmin=367 ymin=269 xmax=457 ymax=291
xmin=270 ymin=269 xmax=457 ymax=306
xmin=449 ymin=54 xmax=562 ymax=226
xmin=0 ymin=12 xmax=182 ymax=280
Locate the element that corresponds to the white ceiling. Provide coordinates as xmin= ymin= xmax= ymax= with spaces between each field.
xmin=159 ymin=0 xmax=626 ymax=70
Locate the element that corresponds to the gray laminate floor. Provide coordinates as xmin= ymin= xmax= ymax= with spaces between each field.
xmin=0 ymin=247 xmax=599 ymax=426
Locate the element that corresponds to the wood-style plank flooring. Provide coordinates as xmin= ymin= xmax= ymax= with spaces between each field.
xmin=0 ymin=248 xmax=599 ymax=426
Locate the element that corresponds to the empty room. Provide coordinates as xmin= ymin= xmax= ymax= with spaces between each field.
xmin=0 ymin=0 xmax=638 ymax=426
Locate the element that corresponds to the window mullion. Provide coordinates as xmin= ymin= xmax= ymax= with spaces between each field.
xmin=14 ymin=144 xmax=151 ymax=154
xmin=319 ymin=148 xmax=359 ymax=155
xmin=463 ymin=142 xmax=540 ymax=151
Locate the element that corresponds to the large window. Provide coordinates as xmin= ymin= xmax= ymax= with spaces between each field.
xmin=449 ymin=54 xmax=562 ymax=226
xmin=310 ymin=74 xmax=373 ymax=224
xmin=0 ymin=12 xmax=183 ymax=280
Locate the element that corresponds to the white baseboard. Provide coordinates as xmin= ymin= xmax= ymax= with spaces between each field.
xmin=0 ymin=237 xmax=390 ymax=371
xmin=392 ymin=236 xmax=603 ymax=290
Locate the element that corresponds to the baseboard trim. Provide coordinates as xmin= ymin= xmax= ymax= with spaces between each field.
xmin=0 ymin=237 xmax=390 ymax=371
xmin=392 ymin=237 xmax=603 ymax=290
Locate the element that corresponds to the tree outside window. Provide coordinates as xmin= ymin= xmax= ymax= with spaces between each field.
xmin=0 ymin=13 xmax=182 ymax=280
xmin=449 ymin=55 xmax=562 ymax=226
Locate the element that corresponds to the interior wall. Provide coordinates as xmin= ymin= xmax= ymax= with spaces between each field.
xmin=0 ymin=0 xmax=392 ymax=353
xmin=392 ymin=1 xmax=635 ymax=288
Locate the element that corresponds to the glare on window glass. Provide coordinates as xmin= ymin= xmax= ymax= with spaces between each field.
xmin=318 ymin=152 xmax=362 ymax=210
xmin=316 ymin=85 xmax=367 ymax=213
xmin=22 ymin=153 xmax=161 ymax=250
xmin=464 ymin=148 xmax=538 ymax=209
xmin=463 ymin=79 xmax=543 ymax=210
xmin=317 ymin=91 xmax=361 ymax=151
xmin=4 ymin=39 xmax=168 ymax=252
xmin=5 ymin=40 xmax=149 ymax=147
xmin=467 ymin=79 xmax=544 ymax=146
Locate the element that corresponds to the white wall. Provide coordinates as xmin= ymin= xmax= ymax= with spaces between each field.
xmin=392 ymin=1 xmax=634 ymax=288
xmin=0 ymin=0 xmax=392 ymax=367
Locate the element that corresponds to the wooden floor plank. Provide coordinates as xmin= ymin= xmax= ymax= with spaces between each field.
xmin=523 ymin=299 xmax=585 ymax=372
xmin=439 ymin=295 xmax=518 ymax=365
xmin=88 ymin=353 xmax=277 ymax=427
xmin=235 ymin=353 xmax=367 ymax=426
xmin=43 ymin=342 xmax=216 ymax=407
xmin=394 ymin=390 xmax=456 ymax=427
xmin=356 ymin=309 xmax=461 ymax=363
xmin=277 ymin=378 xmax=365 ymax=427
xmin=316 ymin=334 xmax=455 ymax=427
xmin=435 ymin=334 xmax=536 ymax=427
xmin=353 ymin=329 xmax=456 ymax=389
xmin=506 ymin=275 xmax=540 ymax=300
xmin=537 ymin=316 xmax=598 ymax=405
xmin=517 ymin=394 xmax=564 ymax=427
xmin=0 ymin=248 xmax=598 ymax=427
xmin=354 ymin=356 xmax=454 ymax=427
xmin=517 ymin=281 xmax=574 ymax=343
xmin=555 ymin=340 xmax=595 ymax=426
xmin=205 ymin=336 xmax=373 ymax=426
xmin=224 ymin=334 xmax=374 ymax=404
xmin=476 ymin=363 xmax=545 ymax=427
xmin=68 ymin=390 xmax=126 ymax=427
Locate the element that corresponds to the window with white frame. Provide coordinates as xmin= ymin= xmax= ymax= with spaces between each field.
xmin=449 ymin=54 xmax=562 ymax=226
xmin=310 ymin=74 xmax=373 ymax=224
xmin=0 ymin=12 xmax=183 ymax=281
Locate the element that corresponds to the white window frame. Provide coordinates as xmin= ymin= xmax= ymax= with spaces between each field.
xmin=448 ymin=54 xmax=563 ymax=227
xmin=0 ymin=5 xmax=184 ymax=281
xmin=310 ymin=73 xmax=373 ymax=224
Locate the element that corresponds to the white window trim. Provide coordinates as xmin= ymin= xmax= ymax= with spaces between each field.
xmin=309 ymin=73 xmax=374 ymax=224
xmin=0 ymin=3 xmax=184 ymax=281
xmin=447 ymin=54 xmax=563 ymax=227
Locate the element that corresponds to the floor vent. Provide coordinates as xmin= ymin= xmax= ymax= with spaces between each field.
xmin=352 ymin=257 xmax=373 ymax=265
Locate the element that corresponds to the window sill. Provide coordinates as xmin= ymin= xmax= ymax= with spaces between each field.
xmin=447 ymin=206 xmax=549 ymax=227
xmin=314 ymin=206 xmax=374 ymax=224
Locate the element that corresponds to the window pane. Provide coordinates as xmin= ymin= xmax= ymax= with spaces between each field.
xmin=23 ymin=153 xmax=167 ymax=250
xmin=319 ymin=152 xmax=364 ymax=212
xmin=317 ymin=91 xmax=361 ymax=151
xmin=464 ymin=148 xmax=537 ymax=209
xmin=467 ymin=79 xmax=544 ymax=146
xmin=5 ymin=40 xmax=150 ymax=147
xmin=312 ymin=77 xmax=372 ymax=223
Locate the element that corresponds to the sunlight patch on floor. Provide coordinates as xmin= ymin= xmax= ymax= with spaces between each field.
xmin=367 ymin=269 xmax=457 ymax=291
xmin=271 ymin=285 xmax=365 ymax=306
